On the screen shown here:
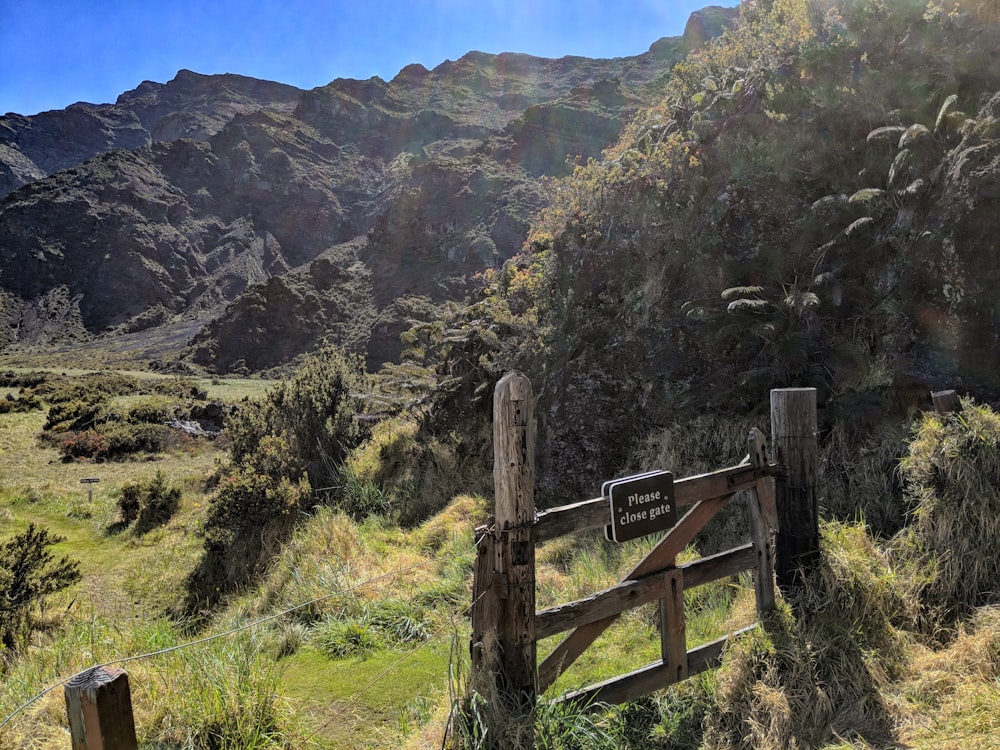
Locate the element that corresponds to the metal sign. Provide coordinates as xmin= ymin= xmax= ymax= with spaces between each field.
xmin=604 ymin=470 xmax=676 ymax=543
xmin=80 ymin=478 xmax=100 ymax=484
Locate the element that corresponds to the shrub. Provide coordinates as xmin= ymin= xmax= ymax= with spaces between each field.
xmin=186 ymin=347 xmax=370 ymax=610
xmin=897 ymin=399 xmax=1000 ymax=622
xmin=34 ymin=372 xmax=137 ymax=404
xmin=102 ymin=423 xmax=175 ymax=458
xmin=185 ymin=436 xmax=311 ymax=609
xmin=44 ymin=398 xmax=104 ymax=431
xmin=58 ymin=429 xmax=111 ymax=461
xmin=226 ymin=345 xmax=370 ymax=492
xmin=150 ymin=377 xmax=207 ymax=400
xmin=116 ymin=471 xmax=182 ymax=534
xmin=0 ymin=524 xmax=81 ymax=654
xmin=0 ymin=371 xmax=47 ymax=388
xmin=56 ymin=423 xmax=177 ymax=461
xmin=0 ymin=391 xmax=42 ymax=414
xmin=124 ymin=396 xmax=173 ymax=424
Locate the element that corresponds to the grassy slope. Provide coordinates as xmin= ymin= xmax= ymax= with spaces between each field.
xmin=2 ymin=371 xmax=1000 ymax=748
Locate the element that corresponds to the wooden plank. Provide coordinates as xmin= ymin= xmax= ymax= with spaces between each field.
xmin=493 ymin=372 xmax=537 ymax=708
xmin=535 ymin=570 xmax=673 ymax=641
xmin=748 ymin=428 xmax=769 ymax=469
xmin=630 ymin=495 xmax=728 ymax=579
xmin=556 ymin=625 xmax=758 ymax=707
xmin=535 ymin=496 xmax=608 ymax=543
xmin=535 ymin=543 xmax=755 ymax=640
xmin=660 ymin=569 xmax=687 ymax=683
xmin=747 ymin=488 xmax=776 ymax=615
xmin=535 ymin=463 xmax=766 ymax=543
xmin=537 ymin=494 xmax=728 ymax=691
xmin=681 ymin=542 xmax=755 ymax=589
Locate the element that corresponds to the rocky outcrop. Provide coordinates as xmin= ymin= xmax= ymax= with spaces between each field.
xmin=0 ymin=70 xmax=302 ymax=198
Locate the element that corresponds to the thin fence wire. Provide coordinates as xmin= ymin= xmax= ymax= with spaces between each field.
xmin=0 ymin=550 xmax=469 ymax=734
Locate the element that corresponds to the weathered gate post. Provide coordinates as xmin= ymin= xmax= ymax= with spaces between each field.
xmin=770 ymin=388 xmax=819 ymax=599
xmin=492 ymin=371 xmax=537 ymax=711
xmin=64 ymin=666 xmax=138 ymax=750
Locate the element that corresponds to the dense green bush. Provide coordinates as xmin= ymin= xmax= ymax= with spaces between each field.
xmin=44 ymin=398 xmax=104 ymax=431
xmin=0 ymin=524 xmax=80 ymax=655
xmin=226 ymin=346 xmax=370 ymax=489
xmin=116 ymin=470 xmax=182 ymax=534
xmin=186 ymin=436 xmax=311 ymax=608
xmin=124 ymin=396 xmax=173 ymax=424
xmin=186 ymin=347 xmax=370 ymax=610
xmin=0 ymin=391 xmax=42 ymax=414
xmin=0 ymin=371 xmax=48 ymax=389
xmin=34 ymin=372 xmax=138 ymax=404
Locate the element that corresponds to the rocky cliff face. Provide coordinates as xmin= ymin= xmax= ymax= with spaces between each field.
xmin=0 ymin=70 xmax=302 ymax=199
xmin=0 ymin=7 xmax=738 ymax=371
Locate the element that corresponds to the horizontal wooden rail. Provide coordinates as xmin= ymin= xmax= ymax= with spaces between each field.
xmin=535 ymin=543 xmax=755 ymax=640
xmin=535 ymin=463 xmax=772 ymax=543
xmin=555 ymin=624 xmax=758 ymax=707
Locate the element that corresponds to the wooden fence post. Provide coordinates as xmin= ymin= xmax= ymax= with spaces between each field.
xmin=65 ymin=666 xmax=138 ymax=750
xmin=493 ymin=371 xmax=537 ymax=711
xmin=770 ymin=388 xmax=819 ymax=599
xmin=932 ymin=389 xmax=961 ymax=414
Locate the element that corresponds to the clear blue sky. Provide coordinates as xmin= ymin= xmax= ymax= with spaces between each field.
xmin=1 ymin=1 xmax=736 ymax=116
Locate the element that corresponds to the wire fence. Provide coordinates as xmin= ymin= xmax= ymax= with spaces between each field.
xmin=0 ymin=544 xmax=479 ymax=738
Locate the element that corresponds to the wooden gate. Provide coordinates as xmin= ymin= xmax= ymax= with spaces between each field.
xmin=470 ymin=372 xmax=817 ymax=710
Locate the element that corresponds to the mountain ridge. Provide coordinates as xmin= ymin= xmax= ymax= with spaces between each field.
xmin=0 ymin=6 xmax=739 ymax=371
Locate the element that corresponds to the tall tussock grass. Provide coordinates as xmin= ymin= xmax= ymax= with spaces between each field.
xmin=705 ymin=521 xmax=911 ymax=749
xmin=896 ymin=399 xmax=1000 ymax=624
xmin=450 ymin=630 xmax=625 ymax=750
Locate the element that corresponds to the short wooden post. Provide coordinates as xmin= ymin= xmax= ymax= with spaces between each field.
xmin=932 ymin=389 xmax=961 ymax=415
xmin=65 ymin=666 xmax=138 ymax=750
xmin=770 ymin=388 xmax=819 ymax=599
xmin=493 ymin=371 xmax=537 ymax=711
xmin=747 ymin=429 xmax=777 ymax=615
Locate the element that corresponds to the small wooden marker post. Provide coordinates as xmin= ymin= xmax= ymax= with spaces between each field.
xmin=492 ymin=371 xmax=537 ymax=712
xmin=81 ymin=477 xmax=100 ymax=503
xmin=65 ymin=666 xmax=138 ymax=750
xmin=932 ymin=389 xmax=961 ymax=415
xmin=770 ymin=388 xmax=819 ymax=600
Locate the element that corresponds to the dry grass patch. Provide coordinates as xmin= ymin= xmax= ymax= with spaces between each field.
xmin=893 ymin=607 xmax=1000 ymax=747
